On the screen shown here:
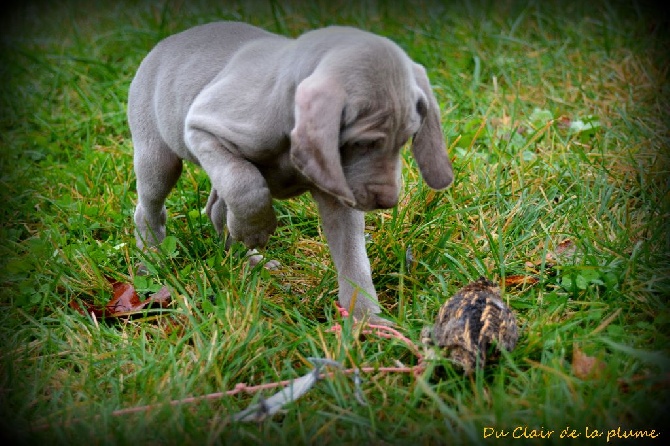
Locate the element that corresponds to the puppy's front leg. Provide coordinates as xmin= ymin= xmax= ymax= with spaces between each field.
xmin=312 ymin=190 xmax=383 ymax=320
xmin=187 ymin=128 xmax=277 ymax=249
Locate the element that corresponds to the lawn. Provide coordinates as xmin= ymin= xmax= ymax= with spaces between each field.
xmin=1 ymin=0 xmax=668 ymax=444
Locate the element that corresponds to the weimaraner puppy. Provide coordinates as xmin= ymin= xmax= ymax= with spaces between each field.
xmin=128 ymin=22 xmax=453 ymax=323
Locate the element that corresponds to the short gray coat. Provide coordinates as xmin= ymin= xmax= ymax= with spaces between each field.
xmin=128 ymin=22 xmax=453 ymax=322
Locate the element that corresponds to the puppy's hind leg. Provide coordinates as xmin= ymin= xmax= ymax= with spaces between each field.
xmin=133 ymin=143 xmax=183 ymax=250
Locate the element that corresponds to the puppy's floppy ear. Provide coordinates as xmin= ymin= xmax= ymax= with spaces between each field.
xmin=290 ymin=74 xmax=356 ymax=206
xmin=411 ymin=63 xmax=454 ymax=190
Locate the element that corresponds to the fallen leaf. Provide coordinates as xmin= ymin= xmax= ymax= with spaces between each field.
xmin=504 ymin=274 xmax=539 ymax=288
xmin=572 ymin=344 xmax=606 ymax=379
xmin=145 ymin=286 xmax=172 ymax=308
xmin=69 ymin=299 xmax=105 ymax=319
xmin=549 ymin=239 xmax=576 ymax=260
xmin=554 ymin=239 xmax=575 ymax=255
xmin=524 ymin=239 xmax=577 ymax=274
xmin=556 ymin=116 xmax=572 ymax=129
xmin=70 ymin=278 xmax=172 ymax=319
xmin=106 ymin=281 xmax=141 ymax=314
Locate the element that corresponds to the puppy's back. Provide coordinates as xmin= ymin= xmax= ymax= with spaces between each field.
xmin=128 ymin=22 xmax=280 ymax=156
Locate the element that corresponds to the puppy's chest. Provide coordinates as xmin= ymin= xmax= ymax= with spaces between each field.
xmin=254 ymin=151 xmax=310 ymax=199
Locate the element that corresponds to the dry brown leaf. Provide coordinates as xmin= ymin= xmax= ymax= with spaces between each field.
xmin=106 ymin=281 xmax=142 ymax=314
xmin=556 ymin=116 xmax=572 ymax=129
xmin=145 ymin=286 xmax=172 ymax=307
xmin=555 ymin=239 xmax=575 ymax=255
xmin=572 ymin=344 xmax=606 ymax=379
xmin=70 ymin=278 xmax=172 ymax=319
xmin=504 ymin=274 xmax=539 ymax=288
xmin=523 ymin=239 xmax=577 ymax=275
xmin=69 ymin=299 xmax=104 ymax=318
xmin=546 ymin=239 xmax=576 ymax=263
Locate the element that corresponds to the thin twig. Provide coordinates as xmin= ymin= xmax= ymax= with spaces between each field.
xmin=32 ymin=304 xmax=425 ymax=431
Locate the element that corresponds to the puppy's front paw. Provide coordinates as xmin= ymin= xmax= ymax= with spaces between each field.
xmin=227 ymin=209 xmax=277 ymax=248
xmin=246 ymin=249 xmax=281 ymax=270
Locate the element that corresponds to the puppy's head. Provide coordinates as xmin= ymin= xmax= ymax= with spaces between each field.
xmin=290 ymin=33 xmax=453 ymax=211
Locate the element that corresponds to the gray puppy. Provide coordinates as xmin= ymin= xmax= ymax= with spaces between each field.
xmin=128 ymin=22 xmax=453 ymax=322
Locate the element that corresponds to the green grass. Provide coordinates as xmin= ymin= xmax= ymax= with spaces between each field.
xmin=1 ymin=0 xmax=668 ymax=443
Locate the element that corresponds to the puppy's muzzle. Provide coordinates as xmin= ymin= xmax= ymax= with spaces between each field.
xmin=373 ymin=193 xmax=398 ymax=209
xmin=365 ymin=184 xmax=399 ymax=210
